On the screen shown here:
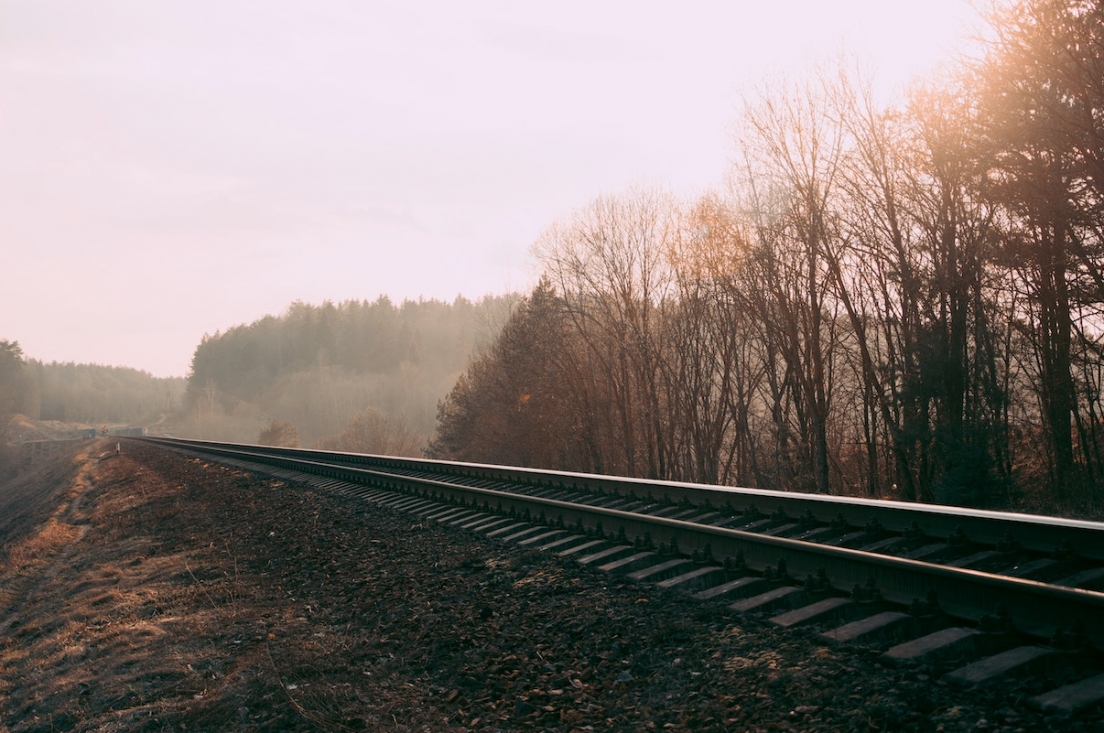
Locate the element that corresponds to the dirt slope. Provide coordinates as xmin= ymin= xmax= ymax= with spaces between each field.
xmin=0 ymin=441 xmax=1098 ymax=732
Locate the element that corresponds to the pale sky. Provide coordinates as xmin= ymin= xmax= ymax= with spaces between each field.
xmin=1 ymin=1 xmax=982 ymax=377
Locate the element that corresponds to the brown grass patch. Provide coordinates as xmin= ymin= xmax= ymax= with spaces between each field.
xmin=2 ymin=517 xmax=84 ymax=568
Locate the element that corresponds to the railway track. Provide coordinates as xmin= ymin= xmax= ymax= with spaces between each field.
xmin=140 ymin=436 xmax=1104 ymax=717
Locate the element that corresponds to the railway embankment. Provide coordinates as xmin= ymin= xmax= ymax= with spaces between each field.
xmin=0 ymin=440 xmax=1099 ymax=731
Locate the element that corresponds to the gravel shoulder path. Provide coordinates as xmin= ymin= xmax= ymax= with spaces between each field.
xmin=0 ymin=441 xmax=1099 ymax=732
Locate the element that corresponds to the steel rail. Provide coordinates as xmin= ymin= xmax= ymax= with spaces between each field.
xmin=141 ymin=437 xmax=1104 ymax=651
xmin=147 ymin=437 xmax=1104 ymax=560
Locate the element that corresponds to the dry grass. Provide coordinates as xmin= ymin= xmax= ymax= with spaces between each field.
xmin=3 ymin=518 xmax=83 ymax=568
xmin=0 ymin=445 xmax=251 ymax=730
xmin=0 ymin=442 xmax=373 ymax=731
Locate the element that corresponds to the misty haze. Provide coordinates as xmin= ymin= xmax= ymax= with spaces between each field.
xmin=5 ymin=1 xmax=1104 ymax=517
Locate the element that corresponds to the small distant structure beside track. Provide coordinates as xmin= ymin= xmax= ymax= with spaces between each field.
xmin=11 ymin=427 xmax=147 ymax=463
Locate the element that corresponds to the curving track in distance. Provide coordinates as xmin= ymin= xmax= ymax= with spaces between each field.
xmin=139 ymin=436 xmax=1104 ymax=715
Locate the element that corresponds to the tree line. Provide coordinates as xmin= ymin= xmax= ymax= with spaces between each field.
xmin=0 ymin=343 xmax=184 ymax=430
xmin=430 ymin=0 xmax=1104 ymax=515
xmin=29 ymin=361 xmax=185 ymax=425
xmin=0 ymin=341 xmax=32 ymax=479
xmin=0 ymin=341 xmax=185 ymax=479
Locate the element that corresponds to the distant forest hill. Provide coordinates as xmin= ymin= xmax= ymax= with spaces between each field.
xmin=180 ymin=295 xmax=517 ymax=452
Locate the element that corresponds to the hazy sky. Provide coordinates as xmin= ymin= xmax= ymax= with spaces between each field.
xmin=1 ymin=1 xmax=983 ymax=377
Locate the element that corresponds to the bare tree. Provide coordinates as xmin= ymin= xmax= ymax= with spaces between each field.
xmin=664 ymin=193 xmax=762 ymax=485
xmin=734 ymin=76 xmax=847 ymax=494
xmin=534 ymin=190 xmax=679 ymax=479
xmin=827 ymin=70 xmax=1010 ymax=504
